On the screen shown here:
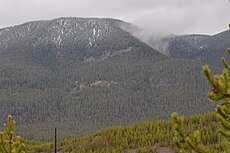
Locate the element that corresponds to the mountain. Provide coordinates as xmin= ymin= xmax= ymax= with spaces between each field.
xmin=197 ymin=30 xmax=230 ymax=67
xmin=15 ymin=54 xmax=217 ymax=141
xmin=148 ymin=34 xmax=210 ymax=58
xmin=148 ymin=30 xmax=230 ymax=68
xmin=0 ymin=17 xmax=164 ymax=66
xmin=0 ymin=17 xmax=218 ymax=141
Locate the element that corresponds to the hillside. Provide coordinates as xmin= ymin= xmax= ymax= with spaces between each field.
xmin=148 ymin=34 xmax=210 ymax=58
xmin=16 ymin=55 xmax=217 ymax=141
xmin=0 ymin=17 xmax=158 ymax=66
xmin=0 ymin=17 xmax=221 ymax=141
xmin=197 ymin=30 xmax=230 ymax=67
xmin=158 ymin=30 xmax=230 ymax=67
xmin=147 ymin=30 xmax=230 ymax=69
xmin=23 ymin=112 xmax=220 ymax=153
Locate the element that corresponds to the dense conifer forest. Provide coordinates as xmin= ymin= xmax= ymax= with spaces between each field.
xmin=1 ymin=18 xmax=226 ymax=141
xmin=0 ymin=17 xmax=230 ymax=153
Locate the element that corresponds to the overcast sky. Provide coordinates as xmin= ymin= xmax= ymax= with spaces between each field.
xmin=0 ymin=0 xmax=229 ymax=35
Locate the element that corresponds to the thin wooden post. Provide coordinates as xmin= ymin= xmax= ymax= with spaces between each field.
xmin=55 ymin=128 xmax=57 ymax=153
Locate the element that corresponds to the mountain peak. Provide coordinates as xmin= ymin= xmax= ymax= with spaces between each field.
xmin=0 ymin=17 xmax=165 ymax=66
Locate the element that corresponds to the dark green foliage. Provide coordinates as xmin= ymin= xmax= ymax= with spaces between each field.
xmin=172 ymin=49 xmax=230 ymax=152
xmin=0 ymin=50 xmax=217 ymax=141
xmin=0 ymin=17 xmax=218 ymax=141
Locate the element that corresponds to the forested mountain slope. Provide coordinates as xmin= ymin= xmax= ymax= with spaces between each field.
xmin=0 ymin=17 xmax=220 ymax=141
xmin=16 ymin=55 xmax=216 ymax=141
xmin=148 ymin=30 xmax=230 ymax=68
xmin=197 ymin=29 xmax=230 ymax=67
xmin=0 ymin=17 xmax=159 ymax=66
xmin=148 ymin=34 xmax=210 ymax=58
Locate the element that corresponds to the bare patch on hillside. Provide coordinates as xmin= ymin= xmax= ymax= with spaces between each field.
xmin=73 ymin=80 xmax=117 ymax=91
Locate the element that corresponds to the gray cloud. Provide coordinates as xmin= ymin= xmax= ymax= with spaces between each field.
xmin=0 ymin=0 xmax=229 ymax=35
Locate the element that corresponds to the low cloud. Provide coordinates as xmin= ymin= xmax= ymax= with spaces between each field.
xmin=0 ymin=0 xmax=229 ymax=35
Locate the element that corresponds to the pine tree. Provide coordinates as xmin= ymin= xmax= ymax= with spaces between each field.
xmin=172 ymin=47 xmax=230 ymax=152
xmin=203 ymin=50 xmax=230 ymax=138
xmin=0 ymin=115 xmax=25 ymax=153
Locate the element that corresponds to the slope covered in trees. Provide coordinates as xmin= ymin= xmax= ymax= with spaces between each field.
xmin=147 ymin=30 xmax=230 ymax=68
xmin=13 ymin=54 xmax=218 ymax=141
xmin=148 ymin=34 xmax=210 ymax=58
xmin=0 ymin=17 xmax=222 ymax=141
xmin=21 ymin=112 xmax=220 ymax=153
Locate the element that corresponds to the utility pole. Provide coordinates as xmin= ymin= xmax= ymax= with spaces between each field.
xmin=55 ymin=128 xmax=57 ymax=153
